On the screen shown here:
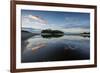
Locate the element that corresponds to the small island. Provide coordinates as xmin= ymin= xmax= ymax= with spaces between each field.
xmin=80 ymin=32 xmax=90 ymax=37
xmin=41 ymin=29 xmax=64 ymax=38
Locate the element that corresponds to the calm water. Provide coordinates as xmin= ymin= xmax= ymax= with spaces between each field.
xmin=21 ymin=35 xmax=90 ymax=63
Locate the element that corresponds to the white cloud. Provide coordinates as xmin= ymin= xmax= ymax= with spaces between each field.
xmin=61 ymin=28 xmax=90 ymax=33
xmin=21 ymin=15 xmax=47 ymax=29
xmin=28 ymin=15 xmax=47 ymax=24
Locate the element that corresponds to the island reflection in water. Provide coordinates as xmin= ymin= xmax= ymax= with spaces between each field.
xmin=21 ymin=34 xmax=90 ymax=63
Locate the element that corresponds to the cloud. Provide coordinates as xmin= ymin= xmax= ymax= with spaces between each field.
xmin=65 ymin=17 xmax=90 ymax=28
xmin=61 ymin=28 xmax=90 ymax=33
xmin=28 ymin=15 xmax=47 ymax=25
xmin=21 ymin=14 xmax=49 ymax=29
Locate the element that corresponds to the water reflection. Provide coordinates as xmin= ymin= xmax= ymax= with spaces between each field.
xmin=21 ymin=34 xmax=90 ymax=63
xmin=32 ymin=43 xmax=46 ymax=52
xmin=41 ymin=34 xmax=64 ymax=38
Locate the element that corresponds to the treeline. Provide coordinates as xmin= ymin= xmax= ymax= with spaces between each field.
xmin=41 ymin=29 xmax=64 ymax=34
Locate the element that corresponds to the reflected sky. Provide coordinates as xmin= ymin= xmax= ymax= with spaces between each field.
xmin=21 ymin=35 xmax=90 ymax=63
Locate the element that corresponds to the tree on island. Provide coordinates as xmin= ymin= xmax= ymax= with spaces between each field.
xmin=81 ymin=32 xmax=90 ymax=34
xmin=41 ymin=29 xmax=64 ymax=35
xmin=41 ymin=29 xmax=64 ymax=38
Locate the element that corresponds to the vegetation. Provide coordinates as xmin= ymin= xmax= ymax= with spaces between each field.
xmin=80 ymin=32 xmax=90 ymax=37
xmin=41 ymin=29 xmax=64 ymax=35
xmin=41 ymin=29 xmax=64 ymax=38
xmin=80 ymin=32 xmax=90 ymax=34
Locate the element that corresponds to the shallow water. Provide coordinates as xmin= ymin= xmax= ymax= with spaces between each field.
xmin=21 ymin=34 xmax=90 ymax=63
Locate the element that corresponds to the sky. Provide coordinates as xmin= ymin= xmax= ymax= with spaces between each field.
xmin=21 ymin=9 xmax=90 ymax=33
